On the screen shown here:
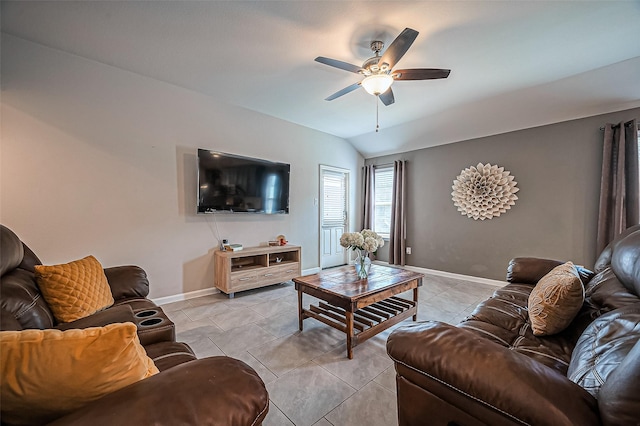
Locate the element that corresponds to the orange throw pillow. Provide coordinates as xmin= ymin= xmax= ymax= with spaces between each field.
xmin=35 ymin=255 xmax=114 ymax=322
xmin=528 ymin=261 xmax=585 ymax=336
xmin=0 ymin=323 xmax=158 ymax=425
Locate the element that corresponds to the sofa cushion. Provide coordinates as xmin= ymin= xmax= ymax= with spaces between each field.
xmin=582 ymin=266 xmax=640 ymax=317
xmin=597 ymin=337 xmax=640 ymax=426
xmin=1 ymin=268 xmax=56 ymax=330
xmin=610 ymin=229 xmax=640 ymax=296
xmin=460 ymin=283 xmax=576 ymax=374
xmin=0 ymin=225 xmax=24 ymax=276
xmin=567 ymin=303 xmax=640 ymax=398
xmin=594 ymin=224 xmax=640 ymax=273
xmin=528 ymin=262 xmax=584 ymax=336
xmin=35 ymin=255 xmax=115 ymax=323
xmin=0 ymin=322 xmax=158 ymax=425
xmin=1 ymin=308 xmax=22 ymax=331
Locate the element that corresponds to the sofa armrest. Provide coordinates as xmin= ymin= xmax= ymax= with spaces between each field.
xmin=48 ymin=357 xmax=269 ymax=426
xmin=507 ymin=258 xmax=595 ymax=285
xmin=506 ymin=257 xmax=564 ymax=284
xmin=387 ymin=322 xmax=600 ymax=426
xmin=54 ymin=305 xmax=135 ymax=330
xmin=103 ymin=266 xmax=150 ymax=300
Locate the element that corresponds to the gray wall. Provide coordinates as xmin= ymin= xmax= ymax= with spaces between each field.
xmin=367 ymin=108 xmax=640 ymax=280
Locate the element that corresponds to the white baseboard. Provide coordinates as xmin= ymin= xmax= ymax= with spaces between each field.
xmin=302 ymin=267 xmax=321 ymax=275
xmin=152 ymin=264 xmax=500 ymax=305
xmin=152 ymin=287 xmax=219 ymax=306
xmin=374 ymin=261 xmax=506 ymax=287
xmin=153 ymin=267 xmax=321 ymax=305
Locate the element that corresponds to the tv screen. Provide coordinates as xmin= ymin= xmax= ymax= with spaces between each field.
xmin=197 ymin=149 xmax=290 ymax=214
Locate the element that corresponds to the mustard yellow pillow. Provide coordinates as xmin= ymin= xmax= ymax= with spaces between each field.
xmin=35 ymin=255 xmax=114 ymax=322
xmin=0 ymin=322 xmax=159 ymax=425
xmin=528 ymin=261 xmax=585 ymax=336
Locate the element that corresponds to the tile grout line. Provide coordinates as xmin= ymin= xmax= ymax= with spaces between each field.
xmin=168 ymin=279 xmax=496 ymax=426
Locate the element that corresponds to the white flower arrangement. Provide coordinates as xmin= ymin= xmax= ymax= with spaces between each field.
xmin=339 ymin=229 xmax=385 ymax=254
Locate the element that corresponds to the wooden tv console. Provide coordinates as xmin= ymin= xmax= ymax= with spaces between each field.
xmin=214 ymin=244 xmax=301 ymax=298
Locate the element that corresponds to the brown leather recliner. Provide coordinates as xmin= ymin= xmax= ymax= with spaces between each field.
xmin=387 ymin=225 xmax=640 ymax=426
xmin=1 ymin=225 xmax=269 ymax=425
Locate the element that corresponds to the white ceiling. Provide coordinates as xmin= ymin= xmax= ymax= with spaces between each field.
xmin=2 ymin=1 xmax=640 ymax=158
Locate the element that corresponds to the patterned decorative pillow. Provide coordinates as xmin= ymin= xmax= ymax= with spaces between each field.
xmin=0 ymin=323 xmax=158 ymax=424
xmin=528 ymin=261 xmax=584 ymax=336
xmin=35 ymin=255 xmax=114 ymax=323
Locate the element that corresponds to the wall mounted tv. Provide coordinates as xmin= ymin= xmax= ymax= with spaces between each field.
xmin=197 ymin=149 xmax=290 ymax=214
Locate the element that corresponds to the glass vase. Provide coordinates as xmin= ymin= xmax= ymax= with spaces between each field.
xmin=354 ymin=249 xmax=371 ymax=279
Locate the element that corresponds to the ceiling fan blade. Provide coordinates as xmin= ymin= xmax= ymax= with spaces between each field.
xmin=315 ymin=57 xmax=364 ymax=74
xmin=325 ymin=82 xmax=362 ymax=101
xmin=379 ymin=28 xmax=419 ymax=70
xmin=394 ymin=68 xmax=451 ymax=81
xmin=379 ymin=87 xmax=395 ymax=106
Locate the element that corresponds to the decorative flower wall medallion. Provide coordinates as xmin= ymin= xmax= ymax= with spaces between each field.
xmin=451 ymin=163 xmax=519 ymax=220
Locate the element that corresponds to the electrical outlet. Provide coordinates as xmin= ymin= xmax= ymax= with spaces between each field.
xmin=406 ymin=247 xmax=412 ymax=255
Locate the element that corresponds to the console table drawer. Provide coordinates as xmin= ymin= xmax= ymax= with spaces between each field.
xmin=270 ymin=263 xmax=300 ymax=278
xmin=230 ymin=270 xmax=259 ymax=286
xmin=256 ymin=270 xmax=280 ymax=281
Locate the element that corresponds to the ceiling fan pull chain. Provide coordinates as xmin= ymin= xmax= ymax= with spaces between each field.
xmin=376 ymin=97 xmax=380 ymax=133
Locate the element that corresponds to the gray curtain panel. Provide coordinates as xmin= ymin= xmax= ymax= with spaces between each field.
xmin=389 ymin=160 xmax=407 ymax=265
xmin=362 ymin=164 xmax=375 ymax=230
xmin=596 ymin=119 xmax=639 ymax=254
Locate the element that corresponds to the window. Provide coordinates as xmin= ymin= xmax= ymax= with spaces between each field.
xmin=374 ymin=167 xmax=393 ymax=238
xmin=322 ymin=170 xmax=347 ymax=227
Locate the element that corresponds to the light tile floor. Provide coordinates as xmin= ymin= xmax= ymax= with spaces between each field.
xmin=161 ymin=272 xmax=500 ymax=426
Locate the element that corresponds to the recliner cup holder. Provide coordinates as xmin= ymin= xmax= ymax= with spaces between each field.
xmin=131 ymin=308 xmax=174 ymax=345
xmin=139 ymin=318 xmax=163 ymax=327
xmin=135 ymin=309 xmax=158 ymax=318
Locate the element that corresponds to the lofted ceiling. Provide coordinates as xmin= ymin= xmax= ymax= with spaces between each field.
xmin=2 ymin=1 xmax=640 ymax=158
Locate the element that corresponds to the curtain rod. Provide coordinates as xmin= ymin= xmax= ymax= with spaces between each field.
xmin=599 ymin=122 xmax=640 ymax=131
xmin=364 ymin=163 xmax=394 ymax=168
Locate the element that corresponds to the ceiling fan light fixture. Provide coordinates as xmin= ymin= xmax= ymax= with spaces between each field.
xmin=361 ymin=74 xmax=393 ymax=96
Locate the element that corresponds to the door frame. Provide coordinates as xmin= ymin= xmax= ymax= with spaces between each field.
xmin=319 ymin=165 xmax=350 ymax=269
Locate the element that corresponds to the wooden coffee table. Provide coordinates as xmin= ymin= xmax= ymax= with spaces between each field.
xmin=294 ymin=264 xmax=423 ymax=359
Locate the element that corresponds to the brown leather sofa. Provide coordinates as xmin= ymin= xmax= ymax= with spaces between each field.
xmin=0 ymin=225 xmax=269 ymax=425
xmin=387 ymin=225 xmax=640 ymax=426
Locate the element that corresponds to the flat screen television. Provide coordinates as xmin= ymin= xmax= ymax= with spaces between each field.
xmin=197 ymin=149 xmax=290 ymax=214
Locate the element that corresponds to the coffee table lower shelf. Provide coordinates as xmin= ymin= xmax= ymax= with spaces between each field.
xmin=300 ymin=296 xmax=417 ymax=355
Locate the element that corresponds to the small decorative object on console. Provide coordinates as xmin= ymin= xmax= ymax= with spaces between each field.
xmin=340 ymin=229 xmax=384 ymax=279
xmin=277 ymin=234 xmax=288 ymax=246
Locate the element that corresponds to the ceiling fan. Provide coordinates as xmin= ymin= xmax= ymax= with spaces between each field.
xmin=315 ymin=28 xmax=450 ymax=106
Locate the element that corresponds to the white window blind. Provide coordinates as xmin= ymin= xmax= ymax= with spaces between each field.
xmin=322 ymin=171 xmax=347 ymax=227
xmin=374 ymin=167 xmax=394 ymax=238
